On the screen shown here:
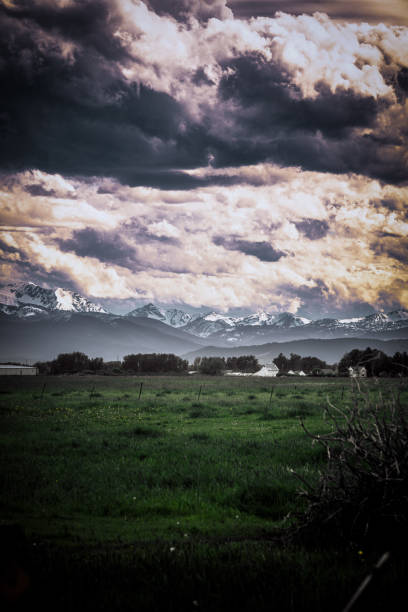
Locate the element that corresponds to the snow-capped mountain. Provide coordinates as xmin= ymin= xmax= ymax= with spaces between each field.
xmin=0 ymin=282 xmax=107 ymax=316
xmin=305 ymin=312 xmax=408 ymax=335
xmin=183 ymin=311 xmax=311 ymax=337
xmin=182 ymin=312 xmax=237 ymax=337
xmin=388 ymin=310 xmax=408 ymax=322
xmin=1 ymin=284 xmax=407 ymax=347
xmin=237 ymin=312 xmax=310 ymax=327
xmin=126 ymin=303 xmax=193 ymax=327
xmin=262 ymin=312 xmax=311 ymax=328
xmin=123 ymin=301 xmax=408 ymax=341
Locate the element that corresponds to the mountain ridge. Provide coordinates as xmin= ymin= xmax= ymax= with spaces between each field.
xmin=1 ymin=282 xmax=407 ymax=356
xmin=0 ymin=310 xmax=204 ymax=362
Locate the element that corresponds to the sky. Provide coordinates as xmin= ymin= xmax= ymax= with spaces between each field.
xmin=0 ymin=0 xmax=407 ymax=318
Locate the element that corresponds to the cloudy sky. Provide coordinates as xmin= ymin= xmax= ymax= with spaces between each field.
xmin=0 ymin=0 xmax=407 ymax=318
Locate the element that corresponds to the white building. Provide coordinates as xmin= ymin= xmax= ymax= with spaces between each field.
xmin=0 ymin=365 xmax=38 ymax=375
xmin=252 ymin=362 xmax=279 ymax=377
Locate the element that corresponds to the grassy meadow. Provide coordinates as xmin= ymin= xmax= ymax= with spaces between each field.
xmin=1 ymin=374 xmax=407 ymax=611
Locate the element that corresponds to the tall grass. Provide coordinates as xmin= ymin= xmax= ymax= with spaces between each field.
xmin=1 ymin=375 xmax=407 ymax=611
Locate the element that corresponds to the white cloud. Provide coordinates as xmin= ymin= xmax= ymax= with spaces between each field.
xmin=113 ymin=2 xmax=407 ymax=120
xmin=2 ymin=166 xmax=407 ymax=310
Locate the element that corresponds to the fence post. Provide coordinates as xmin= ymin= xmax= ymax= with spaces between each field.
xmin=342 ymin=552 xmax=391 ymax=612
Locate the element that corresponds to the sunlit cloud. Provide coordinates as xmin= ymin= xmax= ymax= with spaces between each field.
xmin=1 ymin=165 xmax=407 ymax=314
xmin=0 ymin=2 xmax=407 ymax=316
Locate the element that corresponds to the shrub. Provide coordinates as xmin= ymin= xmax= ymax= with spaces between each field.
xmin=294 ymin=381 xmax=408 ymax=546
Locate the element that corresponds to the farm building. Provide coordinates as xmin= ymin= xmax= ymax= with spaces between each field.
xmin=252 ymin=362 xmax=279 ymax=377
xmin=348 ymin=366 xmax=367 ymax=378
xmin=224 ymin=371 xmax=252 ymax=376
xmin=0 ymin=365 xmax=38 ymax=375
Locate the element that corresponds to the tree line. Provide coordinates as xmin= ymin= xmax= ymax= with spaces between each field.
xmin=193 ymin=355 xmax=260 ymax=375
xmin=34 ymin=348 xmax=408 ymax=376
xmin=273 ymin=353 xmax=328 ymax=374
xmin=36 ymin=352 xmax=188 ymax=375
xmin=122 ymin=353 xmax=188 ymax=373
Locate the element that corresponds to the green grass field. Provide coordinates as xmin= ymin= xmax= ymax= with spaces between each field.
xmin=1 ymin=375 xmax=407 ymax=611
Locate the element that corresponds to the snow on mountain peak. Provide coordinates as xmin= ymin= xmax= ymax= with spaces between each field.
xmin=126 ymin=303 xmax=193 ymax=327
xmin=338 ymin=317 xmax=365 ymax=324
xmin=0 ymin=282 xmax=107 ymax=314
xmin=1 ymin=286 xmax=407 ymax=340
xmin=203 ymin=312 xmax=236 ymax=325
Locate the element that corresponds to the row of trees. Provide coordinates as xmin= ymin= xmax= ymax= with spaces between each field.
xmin=122 ymin=353 xmax=188 ymax=373
xmin=273 ymin=353 xmax=327 ymax=373
xmin=36 ymin=352 xmax=188 ymax=375
xmin=338 ymin=348 xmax=408 ymax=377
xmin=192 ymin=353 xmax=329 ymax=376
xmin=192 ymin=355 xmax=260 ymax=375
xmin=36 ymin=352 xmax=104 ymax=375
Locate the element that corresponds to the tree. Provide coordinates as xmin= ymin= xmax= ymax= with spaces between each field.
xmin=273 ymin=353 xmax=327 ymax=374
xmin=226 ymin=355 xmax=260 ymax=372
xmin=51 ymin=352 xmax=92 ymax=374
xmin=198 ymin=357 xmax=226 ymax=375
xmin=300 ymin=356 xmax=327 ymax=372
xmin=192 ymin=357 xmax=202 ymax=370
xmin=288 ymin=353 xmax=302 ymax=371
xmin=89 ymin=357 xmax=103 ymax=372
xmin=392 ymin=352 xmax=408 ymax=376
xmin=273 ymin=353 xmax=289 ymax=372
xmin=122 ymin=353 xmax=188 ymax=373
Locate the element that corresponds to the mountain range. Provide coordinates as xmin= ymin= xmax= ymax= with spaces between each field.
xmin=0 ymin=282 xmax=407 ymax=363
xmin=123 ymin=301 xmax=408 ymax=343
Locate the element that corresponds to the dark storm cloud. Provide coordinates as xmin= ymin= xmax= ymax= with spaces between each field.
xmin=213 ymin=236 xmax=286 ymax=261
xmin=0 ymin=2 xmax=406 ymax=188
xmin=214 ymin=52 xmax=404 ymax=181
xmin=295 ymin=218 xmax=329 ymax=240
xmin=1 ymin=0 xmax=127 ymax=61
xmin=280 ymin=280 xmax=379 ymax=319
xmin=0 ymin=1 xmax=210 ymax=188
xmin=24 ymin=184 xmax=58 ymax=197
xmin=372 ymin=234 xmax=408 ymax=264
xmin=0 ymin=239 xmax=19 ymax=255
xmin=57 ymin=227 xmax=140 ymax=269
xmin=0 ymin=0 xmax=239 ymax=191
xmin=397 ymin=68 xmax=408 ymax=93
xmin=215 ymin=52 xmax=407 ymax=183
xmin=284 ymin=279 xmax=331 ymax=301
xmin=6 ymin=258 xmax=80 ymax=291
